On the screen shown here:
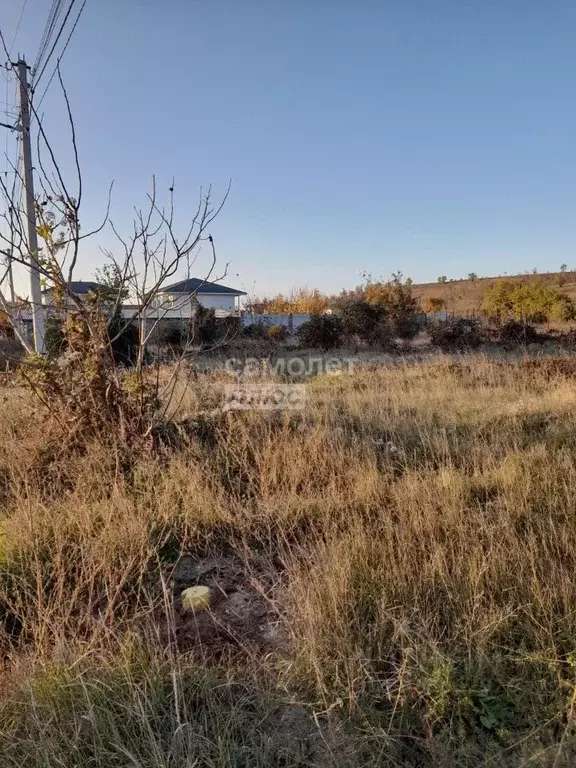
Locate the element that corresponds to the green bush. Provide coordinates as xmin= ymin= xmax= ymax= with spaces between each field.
xmin=44 ymin=316 xmax=67 ymax=359
xmin=188 ymin=304 xmax=218 ymax=345
xmin=394 ymin=314 xmax=420 ymax=340
xmin=429 ymin=318 xmax=484 ymax=351
xmin=371 ymin=322 xmax=397 ymax=350
xmin=243 ymin=322 xmax=268 ymax=339
xmin=496 ymin=319 xmax=541 ymax=345
xmin=334 ymin=299 xmax=384 ymax=343
xmin=43 ymin=310 xmax=140 ymax=366
xmin=107 ymin=309 xmax=140 ymax=366
xmin=296 ymin=315 xmax=343 ymax=350
xmin=483 ymin=280 xmax=576 ymax=323
xmin=157 ymin=321 xmax=185 ymax=348
xmin=360 ymin=272 xmax=420 ymax=341
xmin=215 ymin=315 xmax=241 ymax=340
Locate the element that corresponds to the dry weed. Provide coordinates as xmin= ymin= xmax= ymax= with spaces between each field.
xmin=2 ymin=355 xmax=576 ymax=765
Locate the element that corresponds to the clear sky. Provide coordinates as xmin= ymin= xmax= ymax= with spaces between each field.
xmin=3 ymin=0 xmax=576 ymax=298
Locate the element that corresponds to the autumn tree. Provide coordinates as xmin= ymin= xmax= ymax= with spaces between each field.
xmin=250 ymin=287 xmax=329 ymax=314
xmin=483 ymin=281 xmax=575 ymax=323
xmin=361 ymin=272 xmax=420 ymax=339
xmin=333 ymin=298 xmax=386 ymax=343
xmin=262 ymin=294 xmax=293 ymax=313
xmin=422 ymin=297 xmax=446 ymax=313
xmin=290 ymin=287 xmax=329 ymax=314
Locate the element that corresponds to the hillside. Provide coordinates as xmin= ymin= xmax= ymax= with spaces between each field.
xmin=412 ymin=271 xmax=576 ymax=316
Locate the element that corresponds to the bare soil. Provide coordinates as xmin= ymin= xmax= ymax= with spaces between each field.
xmin=162 ymin=553 xmax=286 ymax=660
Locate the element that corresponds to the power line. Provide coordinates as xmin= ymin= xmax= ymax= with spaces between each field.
xmin=4 ymin=63 xmax=8 ymax=178
xmin=9 ymin=0 xmax=29 ymax=55
xmin=33 ymin=0 xmax=68 ymax=78
xmin=32 ymin=1 xmax=57 ymax=71
xmin=32 ymin=0 xmax=66 ymax=75
xmin=0 ymin=25 xmax=11 ymax=61
xmin=33 ymin=0 xmax=78 ymax=90
xmin=33 ymin=0 xmax=89 ymax=112
xmin=0 ymin=29 xmax=12 ymax=180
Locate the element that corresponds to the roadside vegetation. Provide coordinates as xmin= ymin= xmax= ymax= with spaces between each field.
xmin=3 ymin=354 xmax=576 ymax=765
xmin=247 ymin=270 xmax=576 ymax=325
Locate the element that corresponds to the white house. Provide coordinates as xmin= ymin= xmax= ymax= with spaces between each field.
xmin=150 ymin=277 xmax=246 ymax=317
xmin=41 ymin=278 xmax=246 ymax=318
xmin=42 ymin=281 xmax=108 ymax=306
xmin=16 ymin=277 xmax=246 ymax=346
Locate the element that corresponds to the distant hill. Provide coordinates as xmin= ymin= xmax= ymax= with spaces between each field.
xmin=412 ymin=272 xmax=576 ymax=316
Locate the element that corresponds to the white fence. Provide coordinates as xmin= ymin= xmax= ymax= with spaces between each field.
xmin=242 ymin=313 xmax=310 ymax=333
xmin=425 ymin=311 xmax=450 ymax=323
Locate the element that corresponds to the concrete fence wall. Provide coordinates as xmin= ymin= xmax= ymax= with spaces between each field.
xmin=242 ymin=313 xmax=310 ymax=332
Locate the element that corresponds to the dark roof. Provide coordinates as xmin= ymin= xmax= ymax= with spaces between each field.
xmin=161 ymin=277 xmax=246 ymax=296
xmin=43 ymin=281 xmax=107 ymax=295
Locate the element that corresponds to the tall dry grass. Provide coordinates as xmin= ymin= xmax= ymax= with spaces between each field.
xmin=2 ymin=355 xmax=576 ymax=765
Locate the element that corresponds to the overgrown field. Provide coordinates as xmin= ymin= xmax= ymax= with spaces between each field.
xmin=413 ymin=270 xmax=576 ymax=317
xmin=3 ymin=356 xmax=576 ymax=766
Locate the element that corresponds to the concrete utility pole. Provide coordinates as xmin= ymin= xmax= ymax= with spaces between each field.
xmin=16 ymin=58 xmax=45 ymax=354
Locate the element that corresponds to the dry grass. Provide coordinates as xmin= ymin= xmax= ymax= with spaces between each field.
xmin=3 ymin=355 xmax=576 ymax=765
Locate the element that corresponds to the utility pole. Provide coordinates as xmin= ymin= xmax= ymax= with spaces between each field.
xmin=16 ymin=58 xmax=45 ymax=354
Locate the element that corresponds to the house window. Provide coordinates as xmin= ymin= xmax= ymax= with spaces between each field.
xmin=155 ymin=293 xmax=174 ymax=308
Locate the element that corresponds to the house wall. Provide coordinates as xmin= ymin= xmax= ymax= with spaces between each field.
xmin=196 ymin=294 xmax=236 ymax=312
xmin=153 ymin=292 xmax=237 ymax=314
xmin=43 ymin=291 xmax=239 ymax=316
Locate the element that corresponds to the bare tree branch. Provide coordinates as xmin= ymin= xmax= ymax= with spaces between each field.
xmin=1 ymin=64 xmax=232 ymax=441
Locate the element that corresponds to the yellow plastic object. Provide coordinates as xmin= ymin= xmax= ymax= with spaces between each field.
xmin=181 ymin=585 xmax=211 ymax=611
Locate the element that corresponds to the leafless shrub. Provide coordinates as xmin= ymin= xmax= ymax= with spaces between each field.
xmin=0 ymin=68 xmax=231 ymax=447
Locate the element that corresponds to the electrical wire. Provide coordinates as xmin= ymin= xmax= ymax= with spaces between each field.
xmin=33 ymin=0 xmax=78 ymax=90
xmin=0 ymin=25 xmax=11 ymax=61
xmin=9 ymin=0 xmax=29 ymax=55
xmin=32 ymin=0 xmax=65 ymax=76
xmin=33 ymin=0 xmax=89 ymax=112
xmin=3 ymin=64 xmax=9 ymax=178
xmin=32 ymin=0 xmax=59 ymax=71
xmin=33 ymin=0 xmax=67 ymax=78
xmin=0 ymin=27 xmax=13 ymax=180
xmin=5 ymin=130 xmax=23 ymax=303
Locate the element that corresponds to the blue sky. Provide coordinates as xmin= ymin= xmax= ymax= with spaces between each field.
xmin=3 ymin=0 xmax=576 ymax=298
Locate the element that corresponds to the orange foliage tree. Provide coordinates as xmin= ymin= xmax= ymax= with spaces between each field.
xmin=422 ymin=297 xmax=446 ymax=313
xmin=249 ymin=286 xmax=330 ymax=314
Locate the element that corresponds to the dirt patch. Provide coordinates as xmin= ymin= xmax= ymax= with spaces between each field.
xmin=162 ymin=553 xmax=287 ymax=659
